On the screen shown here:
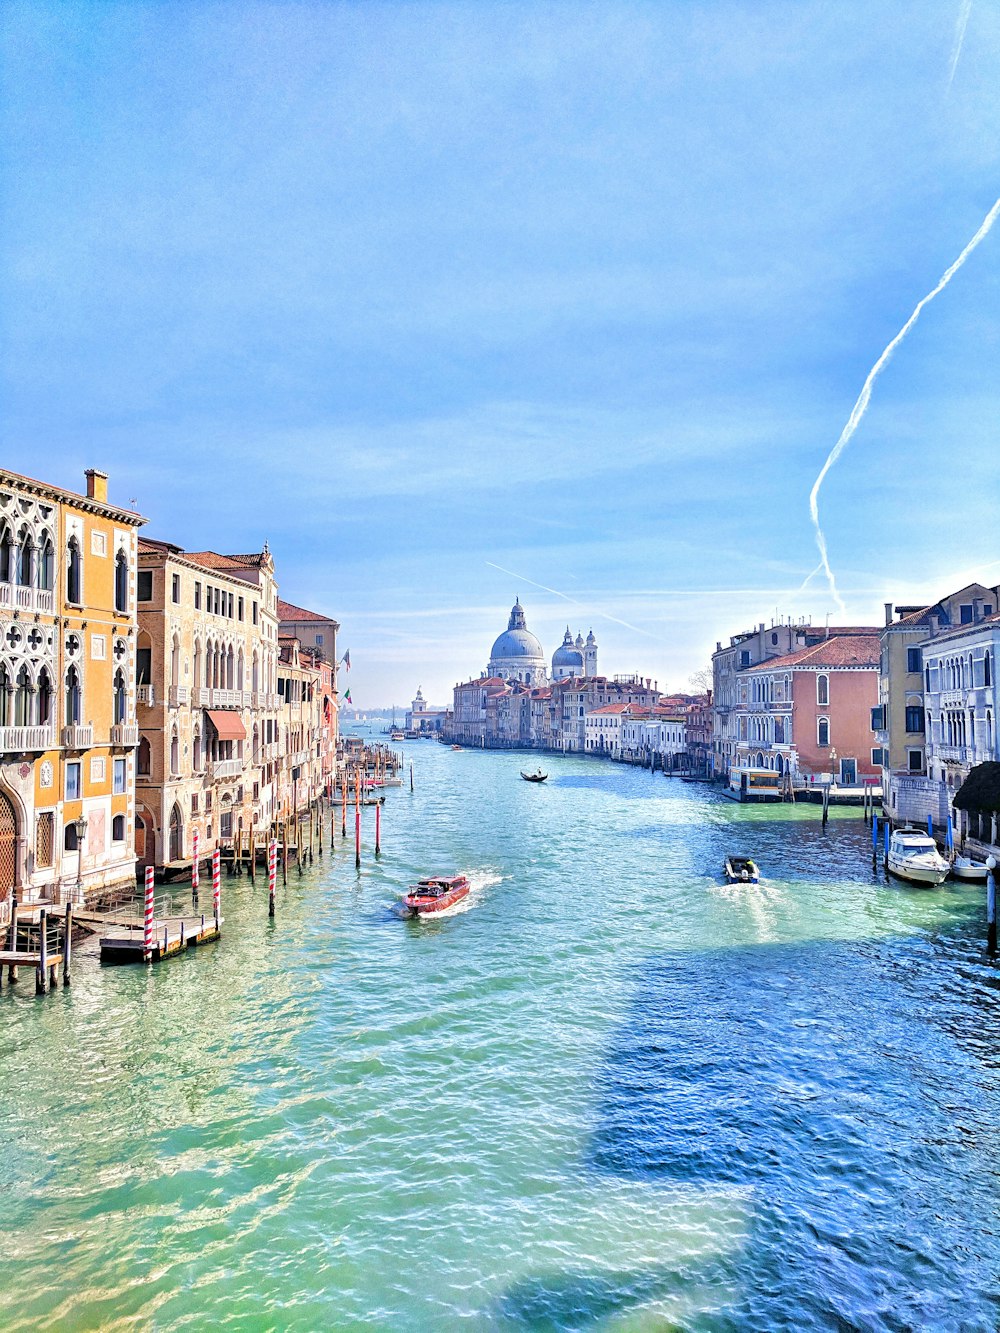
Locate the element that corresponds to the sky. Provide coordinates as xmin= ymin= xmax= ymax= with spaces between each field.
xmin=2 ymin=1 xmax=999 ymax=707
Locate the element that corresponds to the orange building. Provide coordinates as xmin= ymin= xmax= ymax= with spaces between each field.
xmin=1 ymin=467 xmax=145 ymax=913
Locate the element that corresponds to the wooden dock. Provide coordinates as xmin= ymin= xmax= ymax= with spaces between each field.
xmin=2 ymin=901 xmax=73 ymax=994
xmin=99 ymin=913 xmax=223 ymax=965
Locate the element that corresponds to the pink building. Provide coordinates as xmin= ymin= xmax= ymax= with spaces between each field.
xmin=738 ymin=633 xmax=881 ymax=785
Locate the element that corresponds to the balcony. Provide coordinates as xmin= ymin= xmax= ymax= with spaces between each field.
xmin=192 ymin=687 xmax=210 ymax=706
xmin=137 ymin=684 xmax=156 ymax=707
xmin=0 ymin=582 xmax=55 ymax=615
xmin=210 ymin=688 xmax=243 ymax=708
xmin=209 ymin=757 xmax=245 ymax=780
xmin=169 ymin=685 xmax=189 ymax=707
xmin=0 ymin=724 xmax=56 ymax=754
xmin=110 ymin=723 xmax=140 ymax=747
xmin=61 ymin=724 xmax=93 ymax=749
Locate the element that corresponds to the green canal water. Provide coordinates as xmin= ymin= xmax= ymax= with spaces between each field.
xmin=3 ymin=738 xmax=1000 ymax=1331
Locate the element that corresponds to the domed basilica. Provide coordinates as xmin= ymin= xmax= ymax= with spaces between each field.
xmin=487 ymin=600 xmax=597 ymax=685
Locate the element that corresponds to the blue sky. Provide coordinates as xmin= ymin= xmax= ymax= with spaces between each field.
xmin=2 ymin=1 xmax=999 ymax=706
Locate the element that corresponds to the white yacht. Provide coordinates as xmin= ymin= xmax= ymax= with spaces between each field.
xmin=886 ymin=828 xmax=950 ymax=887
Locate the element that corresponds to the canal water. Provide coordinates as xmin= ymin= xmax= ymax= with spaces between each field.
xmin=3 ymin=738 xmax=1000 ymax=1331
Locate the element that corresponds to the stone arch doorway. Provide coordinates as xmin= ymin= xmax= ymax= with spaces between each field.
xmin=168 ymin=803 xmax=183 ymax=863
xmin=0 ymin=790 xmax=18 ymax=909
xmin=135 ymin=807 xmax=155 ymax=874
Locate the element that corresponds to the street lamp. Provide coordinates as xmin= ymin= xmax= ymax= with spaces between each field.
xmin=74 ymin=814 xmax=89 ymax=902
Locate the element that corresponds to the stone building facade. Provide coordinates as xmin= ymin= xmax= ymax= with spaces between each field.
xmin=1 ymin=467 xmax=144 ymax=910
xmin=135 ymin=539 xmax=281 ymax=871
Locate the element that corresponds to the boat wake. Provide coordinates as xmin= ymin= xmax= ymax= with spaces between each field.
xmin=397 ymin=870 xmax=504 ymax=919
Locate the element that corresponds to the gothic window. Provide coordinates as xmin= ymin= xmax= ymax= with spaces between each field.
xmin=37 ymin=667 xmax=52 ymax=725
xmin=38 ymin=534 xmax=54 ymax=590
xmin=193 ymin=727 xmax=203 ymax=771
xmin=170 ymin=634 xmax=180 ymax=689
xmin=114 ymin=549 xmax=129 ymax=612
xmin=0 ymin=662 xmax=9 ymax=726
xmin=817 ymin=716 xmax=830 ymax=747
xmin=66 ymin=536 xmax=82 ymax=604
xmin=65 ymin=665 xmax=81 ymax=724
xmin=113 ymin=668 xmax=127 ymax=724
xmin=137 ymin=736 xmax=151 ymax=775
xmin=170 ymin=730 xmax=180 ymax=775
xmin=14 ymin=665 xmax=31 ymax=726
xmin=986 ymin=651 xmax=993 ymax=688
xmin=0 ymin=524 xmax=12 ymax=583
xmin=15 ymin=528 xmax=32 ymax=587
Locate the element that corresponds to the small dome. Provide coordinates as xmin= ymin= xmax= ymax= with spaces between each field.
xmin=575 ymin=633 xmax=584 ymax=649
xmin=553 ymin=626 xmax=584 ymax=670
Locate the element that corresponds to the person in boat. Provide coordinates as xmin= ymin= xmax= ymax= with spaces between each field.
xmin=740 ymin=868 xmax=749 ymax=881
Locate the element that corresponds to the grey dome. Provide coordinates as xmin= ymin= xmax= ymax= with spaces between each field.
xmin=491 ymin=627 xmax=545 ymax=661
xmin=552 ymin=627 xmax=583 ymax=670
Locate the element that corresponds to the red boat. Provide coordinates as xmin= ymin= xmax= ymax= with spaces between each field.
xmin=402 ymin=874 xmax=470 ymax=916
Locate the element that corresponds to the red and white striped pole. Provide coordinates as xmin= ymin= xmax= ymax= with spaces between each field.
xmin=191 ymin=828 xmax=200 ymax=906
xmin=212 ymin=848 xmax=221 ymax=929
xmin=142 ymin=866 xmax=155 ymax=963
xmin=268 ymin=838 xmax=277 ymax=918
xmin=355 ymin=806 xmax=361 ymax=870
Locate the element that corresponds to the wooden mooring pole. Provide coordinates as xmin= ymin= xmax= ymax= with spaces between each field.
xmin=63 ymin=901 xmax=72 ymax=986
xmin=821 ymin=784 xmax=829 ymax=828
xmin=268 ymin=838 xmax=277 ymax=919
xmin=375 ymin=800 xmax=382 ymax=857
xmin=191 ymin=828 xmax=200 ymax=907
xmin=987 ymin=857 xmax=997 ymax=955
xmin=355 ymin=807 xmax=362 ymax=871
xmin=36 ymin=907 xmax=47 ymax=996
xmin=410 ymin=763 xmax=414 ymax=792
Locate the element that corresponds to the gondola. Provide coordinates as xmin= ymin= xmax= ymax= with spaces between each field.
xmin=521 ymin=770 xmax=548 ymax=783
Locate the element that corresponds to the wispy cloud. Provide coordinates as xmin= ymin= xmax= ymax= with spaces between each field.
xmin=808 ymin=195 xmax=1000 ymax=614
xmin=947 ymin=0 xmax=973 ymax=91
xmin=484 ymin=561 xmax=664 ymax=640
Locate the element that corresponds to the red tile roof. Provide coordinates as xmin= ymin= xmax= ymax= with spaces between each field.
xmin=277 ymin=598 xmax=338 ymax=624
xmin=746 ymin=635 xmax=880 ymax=671
xmin=185 ymin=550 xmax=267 ymax=571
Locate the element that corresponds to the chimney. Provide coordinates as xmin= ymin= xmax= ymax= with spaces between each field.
xmin=884 ymin=601 xmax=893 ymax=627
xmin=85 ymin=469 xmax=108 ymax=503
xmin=974 ymin=598 xmax=984 ymax=621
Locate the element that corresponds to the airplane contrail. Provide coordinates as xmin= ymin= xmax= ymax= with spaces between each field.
xmin=809 ymin=195 xmax=1000 ymax=615
xmin=947 ymin=0 xmax=973 ymax=90
xmin=484 ymin=561 xmax=663 ymax=640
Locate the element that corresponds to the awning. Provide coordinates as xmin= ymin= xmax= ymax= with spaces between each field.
xmin=206 ymin=709 xmax=247 ymax=741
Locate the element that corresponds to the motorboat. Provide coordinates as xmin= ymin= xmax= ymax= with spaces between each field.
xmin=402 ymin=875 xmax=470 ymax=917
xmin=724 ymin=855 xmax=759 ymax=884
xmin=521 ymin=769 xmax=548 ymax=783
xmin=886 ymin=828 xmax=949 ymax=886
xmin=950 ymin=855 xmax=990 ymax=883
xmin=451 ymin=744 xmax=462 ymax=751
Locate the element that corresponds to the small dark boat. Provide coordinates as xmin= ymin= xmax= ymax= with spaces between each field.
xmin=402 ymin=875 xmax=470 ymax=916
xmin=451 ymin=744 xmax=462 ymax=751
xmin=724 ymin=855 xmax=759 ymax=884
xmin=521 ymin=770 xmax=548 ymax=782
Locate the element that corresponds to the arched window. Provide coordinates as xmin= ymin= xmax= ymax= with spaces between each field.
xmin=817 ymin=716 xmax=830 ymax=747
xmin=816 ymin=674 xmax=829 ymax=706
xmin=114 ymin=549 xmax=129 ymax=612
xmin=237 ymin=648 xmax=244 ymax=691
xmin=170 ymin=731 xmax=180 ymax=775
xmin=226 ymin=646 xmax=234 ymax=690
xmin=986 ymin=651 xmax=993 ymax=688
xmin=169 ymin=803 xmax=183 ymax=862
xmin=14 ymin=665 xmax=32 ymax=726
xmin=0 ymin=662 xmax=9 ymax=726
xmin=137 ymin=735 xmax=151 ymax=775
xmin=112 ymin=814 xmax=126 ymax=842
xmin=113 ymin=668 xmax=127 ymax=724
xmin=252 ymin=650 xmax=259 ymax=693
xmin=193 ymin=727 xmax=203 ymax=772
xmin=0 ymin=524 xmax=12 ymax=583
xmin=65 ymin=665 xmax=81 ymax=724
xmin=66 ymin=536 xmax=81 ymax=604
xmin=37 ymin=668 xmax=52 ymax=725
xmin=15 ymin=528 xmax=32 ymax=587
xmin=193 ymin=639 xmax=202 ymax=690
xmin=170 ymin=634 xmax=180 ymax=690
xmin=64 ymin=823 xmax=79 ymax=852
xmin=37 ymin=533 xmax=54 ymax=590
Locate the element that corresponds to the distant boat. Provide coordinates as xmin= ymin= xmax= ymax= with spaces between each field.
xmin=724 ymin=855 xmax=759 ymax=884
xmin=451 ymin=744 xmax=462 ymax=751
xmin=521 ymin=769 xmax=547 ymax=783
xmin=402 ymin=875 xmax=470 ymax=917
